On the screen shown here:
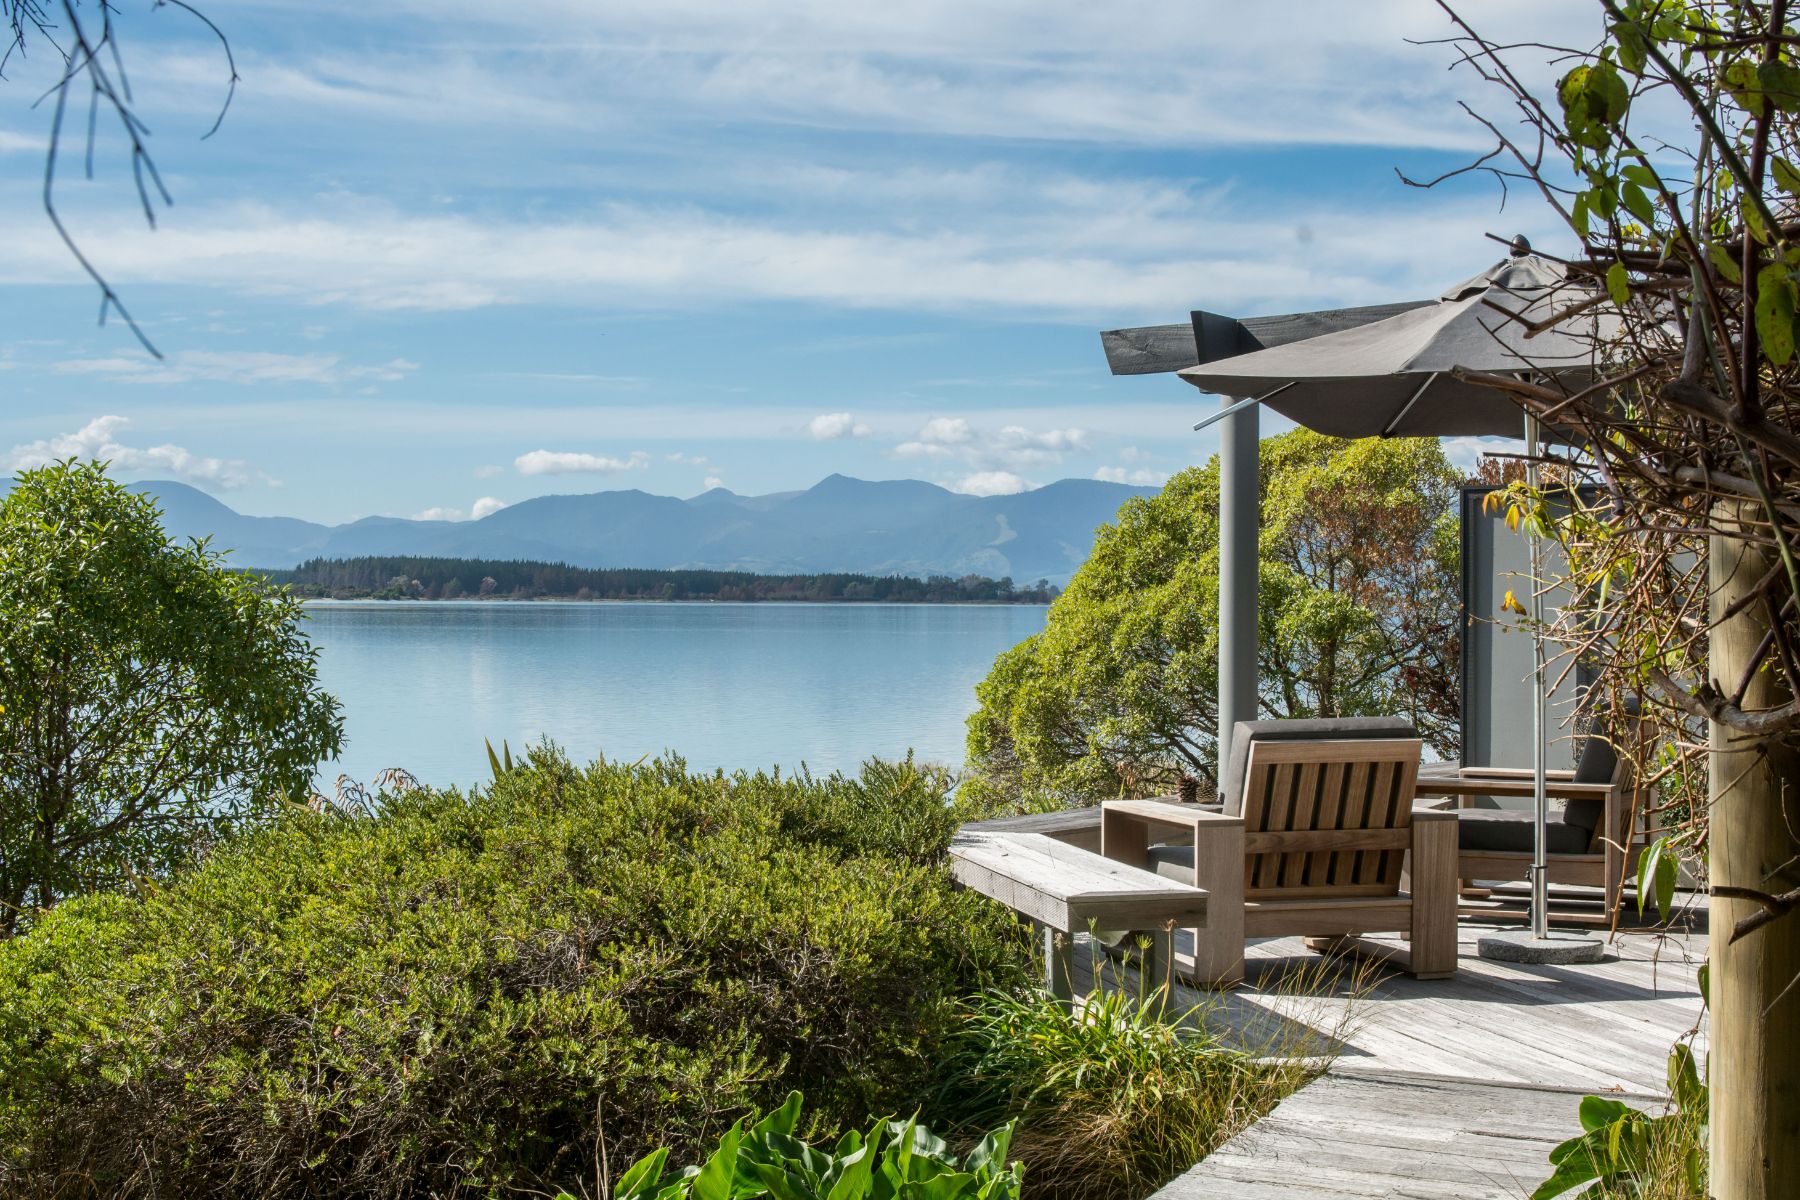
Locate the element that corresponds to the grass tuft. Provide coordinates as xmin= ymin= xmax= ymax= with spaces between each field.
xmin=931 ymin=962 xmax=1349 ymax=1200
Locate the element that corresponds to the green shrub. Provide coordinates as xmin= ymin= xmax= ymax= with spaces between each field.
xmin=0 ymin=748 xmax=1029 ymax=1198
xmin=594 ymin=1090 xmax=1021 ymax=1200
xmin=931 ymin=987 xmax=1318 ymax=1200
xmin=1534 ymin=1044 xmax=1708 ymax=1200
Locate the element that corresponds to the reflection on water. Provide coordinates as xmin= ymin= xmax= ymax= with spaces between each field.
xmin=303 ymin=601 xmax=1048 ymax=789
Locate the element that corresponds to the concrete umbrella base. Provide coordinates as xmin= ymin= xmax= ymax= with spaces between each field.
xmin=1476 ymin=930 xmax=1608 ymax=965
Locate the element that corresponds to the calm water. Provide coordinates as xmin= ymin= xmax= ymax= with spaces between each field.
xmin=304 ymin=602 xmax=1047 ymax=789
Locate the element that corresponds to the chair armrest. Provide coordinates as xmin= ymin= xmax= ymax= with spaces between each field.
xmin=1100 ymin=800 xmax=1243 ymax=870
xmin=1413 ymin=777 xmax=1617 ymax=801
xmin=1102 ymin=799 xmax=1244 ymax=833
xmin=1447 ymin=766 xmax=1577 ymax=781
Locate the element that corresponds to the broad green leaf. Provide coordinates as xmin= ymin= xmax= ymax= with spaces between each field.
xmin=1636 ymin=838 xmax=1665 ymax=917
xmin=1756 ymin=262 xmax=1799 ymax=365
xmin=1559 ymin=62 xmax=1631 ymax=149
xmin=693 ymin=1120 xmax=744 ymax=1200
xmin=1668 ymin=1043 xmax=1706 ymax=1114
xmin=825 ymin=1143 xmax=875 ymax=1200
xmin=1776 ymin=157 xmax=1800 ymax=197
xmin=1708 ymin=243 xmax=1743 ymax=284
xmin=616 ymin=1149 xmax=671 ymax=1200
xmin=1531 ymin=1142 xmax=1603 ymax=1200
xmin=753 ymin=1093 xmax=804 ymax=1140
xmin=1621 ymin=182 xmax=1656 ymax=228
xmin=1759 ymin=60 xmax=1800 ymax=113
xmin=1610 ymin=19 xmax=1649 ymax=75
xmin=1578 ymin=1095 xmax=1637 ymax=1133
xmin=1606 ymin=261 xmax=1632 ymax=307
xmin=1744 ymin=194 xmax=1771 ymax=244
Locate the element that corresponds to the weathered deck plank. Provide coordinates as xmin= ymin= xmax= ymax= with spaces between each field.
xmin=1063 ymin=921 xmax=1705 ymax=1198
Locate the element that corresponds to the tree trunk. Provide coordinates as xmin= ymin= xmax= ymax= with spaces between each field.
xmin=1711 ymin=508 xmax=1800 ymax=1198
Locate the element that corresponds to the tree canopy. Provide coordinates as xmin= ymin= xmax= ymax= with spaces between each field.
xmin=0 ymin=461 xmax=342 ymax=934
xmin=962 ymin=430 xmax=1461 ymax=809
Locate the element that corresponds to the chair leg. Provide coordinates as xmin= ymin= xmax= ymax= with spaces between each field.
xmin=1140 ymin=924 xmax=1175 ymax=1002
xmin=1040 ymin=922 xmax=1074 ymax=1002
xmin=1189 ymin=822 xmax=1245 ymax=987
xmin=1408 ymin=815 xmax=1459 ymax=978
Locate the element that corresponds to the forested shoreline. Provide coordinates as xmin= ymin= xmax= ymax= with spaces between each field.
xmin=265 ymin=555 xmax=1058 ymax=603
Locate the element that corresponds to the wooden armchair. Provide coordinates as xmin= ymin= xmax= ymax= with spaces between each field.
xmin=1414 ymin=715 xmax=1642 ymax=922
xmin=1102 ymin=729 xmax=1458 ymax=987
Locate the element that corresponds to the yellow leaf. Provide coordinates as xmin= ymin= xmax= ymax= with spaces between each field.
xmin=1502 ymin=589 xmax=1529 ymax=616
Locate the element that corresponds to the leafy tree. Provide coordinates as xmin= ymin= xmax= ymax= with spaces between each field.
xmin=963 ymin=430 xmax=1461 ymax=808
xmin=0 ymin=461 xmax=342 ymax=934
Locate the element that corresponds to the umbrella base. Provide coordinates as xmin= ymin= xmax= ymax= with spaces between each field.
xmin=1476 ymin=930 xmax=1608 ymax=965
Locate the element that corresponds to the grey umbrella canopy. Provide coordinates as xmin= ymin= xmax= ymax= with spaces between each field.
xmin=1177 ymin=251 xmax=1613 ymax=437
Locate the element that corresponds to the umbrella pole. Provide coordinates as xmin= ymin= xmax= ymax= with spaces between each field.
xmin=1476 ymin=408 xmax=1604 ymax=965
xmin=1526 ymin=411 xmax=1550 ymax=941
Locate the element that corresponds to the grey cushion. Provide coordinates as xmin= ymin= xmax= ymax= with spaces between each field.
xmin=1458 ymin=808 xmax=1594 ymax=854
xmin=1145 ymin=843 xmax=1197 ymax=883
xmin=1561 ymin=696 xmax=1640 ymax=832
xmin=1223 ymin=717 xmax=1417 ymax=817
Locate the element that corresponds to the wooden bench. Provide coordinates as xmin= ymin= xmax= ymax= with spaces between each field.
xmin=947 ymin=830 xmax=1211 ymax=999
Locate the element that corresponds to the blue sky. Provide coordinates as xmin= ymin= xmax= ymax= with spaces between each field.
xmin=0 ymin=0 xmax=1594 ymax=524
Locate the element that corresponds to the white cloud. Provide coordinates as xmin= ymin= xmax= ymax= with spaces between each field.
xmin=703 ymin=474 xmax=726 ymax=490
xmin=919 ymin=416 xmax=972 ymax=444
xmin=209 ymin=2 xmax=1589 ymax=154
xmin=807 ymin=411 xmax=872 ymax=440
xmin=2 ymin=415 xmax=262 ymax=490
xmin=666 ymin=451 xmax=711 ymax=464
xmin=52 ymin=350 xmax=418 ymax=387
xmin=514 ymin=448 xmax=651 ymax=476
xmin=954 ymin=471 xmax=1032 ymax=497
xmin=1118 ymin=446 xmax=1155 ymax=463
xmin=473 ymin=463 xmax=504 ymax=478
xmin=1095 ymin=465 xmax=1170 ymax=487
xmin=0 ymin=185 xmax=1569 ymax=326
xmin=895 ymin=417 xmax=1091 ymax=473
xmin=410 ymin=495 xmax=509 ymax=521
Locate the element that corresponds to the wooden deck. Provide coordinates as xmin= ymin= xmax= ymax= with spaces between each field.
xmin=1066 ymin=917 xmax=1706 ymax=1199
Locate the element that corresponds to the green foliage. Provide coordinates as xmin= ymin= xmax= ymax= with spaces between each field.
xmin=1534 ymin=1045 xmax=1708 ymax=1200
xmin=0 ymin=460 xmax=342 ymax=935
xmin=929 ymin=988 xmax=1314 ymax=1200
xmin=0 ymin=749 xmax=1029 ymax=1198
xmin=599 ymin=1091 xmax=1021 ymax=1200
xmin=962 ymin=430 xmax=1461 ymax=807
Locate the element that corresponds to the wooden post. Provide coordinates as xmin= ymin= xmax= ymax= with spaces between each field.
xmin=1711 ymin=507 xmax=1800 ymax=1199
xmin=1040 ymin=922 xmax=1074 ymax=1004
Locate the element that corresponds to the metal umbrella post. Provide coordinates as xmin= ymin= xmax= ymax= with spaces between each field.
xmin=1525 ymin=411 xmax=1550 ymax=943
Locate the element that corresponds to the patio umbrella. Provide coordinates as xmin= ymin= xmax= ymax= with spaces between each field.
xmin=1179 ymin=247 xmax=1614 ymax=438
xmin=1177 ymin=242 xmax=1616 ymax=947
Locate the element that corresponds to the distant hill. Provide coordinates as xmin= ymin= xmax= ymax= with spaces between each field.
xmin=124 ymin=474 xmax=1159 ymax=584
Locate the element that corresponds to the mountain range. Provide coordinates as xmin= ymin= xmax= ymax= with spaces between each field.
xmin=121 ymin=475 xmax=1159 ymax=584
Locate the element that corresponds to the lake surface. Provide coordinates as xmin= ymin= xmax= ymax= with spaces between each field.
xmin=304 ymin=602 xmax=1047 ymax=789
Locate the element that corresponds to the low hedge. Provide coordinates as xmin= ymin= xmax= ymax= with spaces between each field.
xmin=0 ymin=749 xmax=1029 ymax=1198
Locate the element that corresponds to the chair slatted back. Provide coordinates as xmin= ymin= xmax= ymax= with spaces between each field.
xmin=1238 ymin=737 xmax=1422 ymax=900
